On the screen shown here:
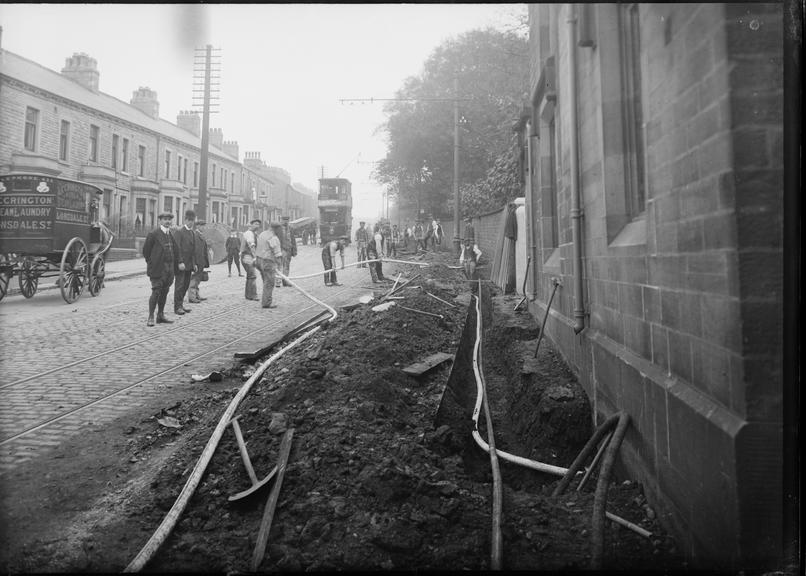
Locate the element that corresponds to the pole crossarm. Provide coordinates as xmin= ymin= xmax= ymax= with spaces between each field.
xmin=338 ymin=97 xmax=472 ymax=104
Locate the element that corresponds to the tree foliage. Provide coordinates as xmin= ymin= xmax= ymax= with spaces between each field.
xmin=374 ymin=28 xmax=528 ymax=219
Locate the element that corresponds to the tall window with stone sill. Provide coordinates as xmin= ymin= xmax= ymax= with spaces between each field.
xmin=59 ymin=120 xmax=70 ymax=161
xmin=619 ymin=3 xmax=646 ymax=216
xmin=24 ymin=107 xmax=39 ymax=151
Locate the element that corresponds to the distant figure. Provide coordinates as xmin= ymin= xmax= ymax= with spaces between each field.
xmin=187 ymin=222 xmax=211 ymax=303
xmin=414 ymin=221 xmax=425 ymax=252
xmin=433 ymin=218 xmax=443 ymax=249
xmin=322 ymin=237 xmax=346 ymax=286
xmin=142 ymin=212 xmax=179 ymax=326
xmin=240 ymin=219 xmax=261 ymax=301
xmin=390 ymin=224 xmax=400 ymax=258
xmin=172 ymin=210 xmax=197 ymax=316
xmin=367 ymin=225 xmax=387 ymax=283
xmin=225 ymin=231 xmax=242 ymax=277
xmin=279 ymin=216 xmax=297 ymax=287
xmin=355 ymin=221 xmax=369 ymax=268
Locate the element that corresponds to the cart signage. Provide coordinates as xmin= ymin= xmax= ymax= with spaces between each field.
xmin=0 ymin=176 xmax=56 ymax=238
xmin=0 ymin=174 xmax=100 ymax=253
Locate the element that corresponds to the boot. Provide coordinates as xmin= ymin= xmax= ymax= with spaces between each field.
xmin=147 ymin=315 xmax=155 ymax=327
xmin=174 ymin=308 xmax=185 ymax=315
xmin=156 ymin=314 xmax=174 ymax=324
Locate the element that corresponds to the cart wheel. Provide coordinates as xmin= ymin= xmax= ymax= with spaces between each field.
xmin=88 ymin=253 xmax=105 ymax=296
xmin=60 ymin=237 xmax=88 ymax=304
xmin=18 ymin=259 xmax=39 ymax=298
xmin=0 ymin=269 xmax=10 ymax=302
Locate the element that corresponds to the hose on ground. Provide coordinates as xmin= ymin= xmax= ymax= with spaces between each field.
xmin=125 ymin=274 xmax=338 ymax=572
xmin=591 ymin=412 xmax=630 ymax=569
xmin=469 ymin=281 xmax=503 ymax=569
xmin=552 ymin=412 xmax=623 ymax=497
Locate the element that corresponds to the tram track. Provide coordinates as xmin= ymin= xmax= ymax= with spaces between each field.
xmin=0 ymin=281 xmax=361 ymax=447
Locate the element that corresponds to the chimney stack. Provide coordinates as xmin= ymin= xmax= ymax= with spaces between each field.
xmin=176 ymin=110 xmax=201 ymax=137
xmin=209 ymin=127 xmax=224 ymax=150
xmin=223 ymin=140 xmax=239 ymax=160
xmin=61 ymin=52 xmax=99 ymax=92
xmin=130 ymin=87 xmax=159 ymax=119
xmin=244 ymin=151 xmax=264 ymax=169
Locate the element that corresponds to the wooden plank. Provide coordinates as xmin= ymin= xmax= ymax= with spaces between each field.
xmin=402 ymin=352 xmax=454 ymax=376
xmin=251 ymin=428 xmax=294 ymax=571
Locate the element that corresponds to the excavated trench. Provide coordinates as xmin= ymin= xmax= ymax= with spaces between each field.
xmin=435 ymin=282 xmax=591 ymax=488
xmin=2 ymin=258 xmax=681 ymax=572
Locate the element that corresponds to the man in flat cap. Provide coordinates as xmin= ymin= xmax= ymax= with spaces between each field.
xmin=142 ymin=212 xmax=180 ymax=326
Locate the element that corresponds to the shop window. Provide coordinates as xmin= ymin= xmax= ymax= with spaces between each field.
xmin=24 ymin=107 xmax=39 ymax=151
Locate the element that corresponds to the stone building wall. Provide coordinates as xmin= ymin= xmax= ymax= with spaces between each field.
xmin=522 ymin=3 xmax=784 ymax=569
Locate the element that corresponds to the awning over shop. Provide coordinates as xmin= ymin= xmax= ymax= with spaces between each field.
xmin=289 ymin=216 xmax=316 ymax=230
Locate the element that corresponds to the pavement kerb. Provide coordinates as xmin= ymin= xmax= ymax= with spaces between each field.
xmin=4 ymin=257 xmax=146 ymax=296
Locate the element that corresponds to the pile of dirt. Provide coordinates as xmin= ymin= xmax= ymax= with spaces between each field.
xmin=36 ymin=251 xmax=683 ymax=572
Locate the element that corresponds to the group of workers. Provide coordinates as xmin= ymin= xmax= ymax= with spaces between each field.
xmin=142 ymin=212 xmax=480 ymax=325
xmin=141 ymin=210 xmax=211 ymax=327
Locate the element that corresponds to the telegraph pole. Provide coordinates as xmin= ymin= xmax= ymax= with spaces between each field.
xmin=192 ymin=45 xmax=220 ymax=222
xmin=339 ymin=93 xmax=471 ymax=258
xmin=453 ymin=76 xmax=461 ymax=258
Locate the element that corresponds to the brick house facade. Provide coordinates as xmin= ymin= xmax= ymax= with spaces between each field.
xmin=0 ymin=49 xmax=316 ymax=244
xmin=516 ymin=3 xmax=784 ymax=570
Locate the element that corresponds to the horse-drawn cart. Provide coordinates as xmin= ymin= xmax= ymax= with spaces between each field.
xmin=0 ymin=174 xmax=113 ymax=303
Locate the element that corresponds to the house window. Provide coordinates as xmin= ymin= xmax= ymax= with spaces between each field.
xmin=122 ymin=138 xmax=129 ymax=172
xmin=231 ymin=172 xmax=235 ymax=193
xmin=164 ymin=150 xmax=171 ymax=179
xmin=148 ymin=198 xmax=156 ymax=228
xmin=212 ymin=163 xmax=217 ymax=187
xmin=164 ymin=196 xmax=173 ymax=214
xmin=112 ymin=135 xmax=119 ymax=170
xmin=193 ymin=162 xmax=199 ymax=187
xmin=89 ymin=125 xmax=99 ymax=162
xmin=59 ymin=120 xmax=70 ymax=161
xmin=138 ymin=145 xmax=146 ymax=177
xmin=24 ymin=107 xmax=39 ymax=151
xmin=183 ymin=158 xmax=188 ymax=184
xmin=619 ymin=3 xmax=646 ymax=216
xmin=135 ymin=198 xmax=146 ymax=231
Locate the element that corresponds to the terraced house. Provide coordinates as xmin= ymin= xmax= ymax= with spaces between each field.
xmin=513 ymin=3 xmax=787 ymax=570
xmin=0 ymin=48 xmax=316 ymax=255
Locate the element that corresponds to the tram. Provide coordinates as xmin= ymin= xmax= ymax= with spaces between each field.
xmin=318 ymin=178 xmax=352 ymax=245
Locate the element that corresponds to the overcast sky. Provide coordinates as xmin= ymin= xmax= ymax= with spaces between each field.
xmin=0 ymin=3 xmax=524 ymax=219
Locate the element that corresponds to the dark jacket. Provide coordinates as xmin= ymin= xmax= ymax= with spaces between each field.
xmin=142 ymin=227 xmax=179 ymax=279
xmin=280 ymin=226 xmax=297 ymax=257
xmin=173 ymin=225 xmax=196 ymax=271
xmin=193 ymin=229 xmax=210 ymax=269
xmin=225 ymin=235 xmax=240 ymax=255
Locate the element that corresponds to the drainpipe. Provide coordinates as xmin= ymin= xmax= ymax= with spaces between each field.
xmin=526 ymin=120 xmax=538 ymax=301
xmin=568 ymin=5 xmax=586 ymax=334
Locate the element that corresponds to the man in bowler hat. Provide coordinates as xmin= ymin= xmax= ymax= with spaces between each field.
xmin=142 ymin=212 xmax=180 ymax=326
xmin=172 ymin=210 xmax=197 ymax=315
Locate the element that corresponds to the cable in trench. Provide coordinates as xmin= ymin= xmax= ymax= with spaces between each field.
xmin=125 ymin=272 xmax=338 ymax=572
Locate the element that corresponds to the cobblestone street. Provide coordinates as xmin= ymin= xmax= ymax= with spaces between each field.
xmin=0 ymin=244 xmax=404 ymax=474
